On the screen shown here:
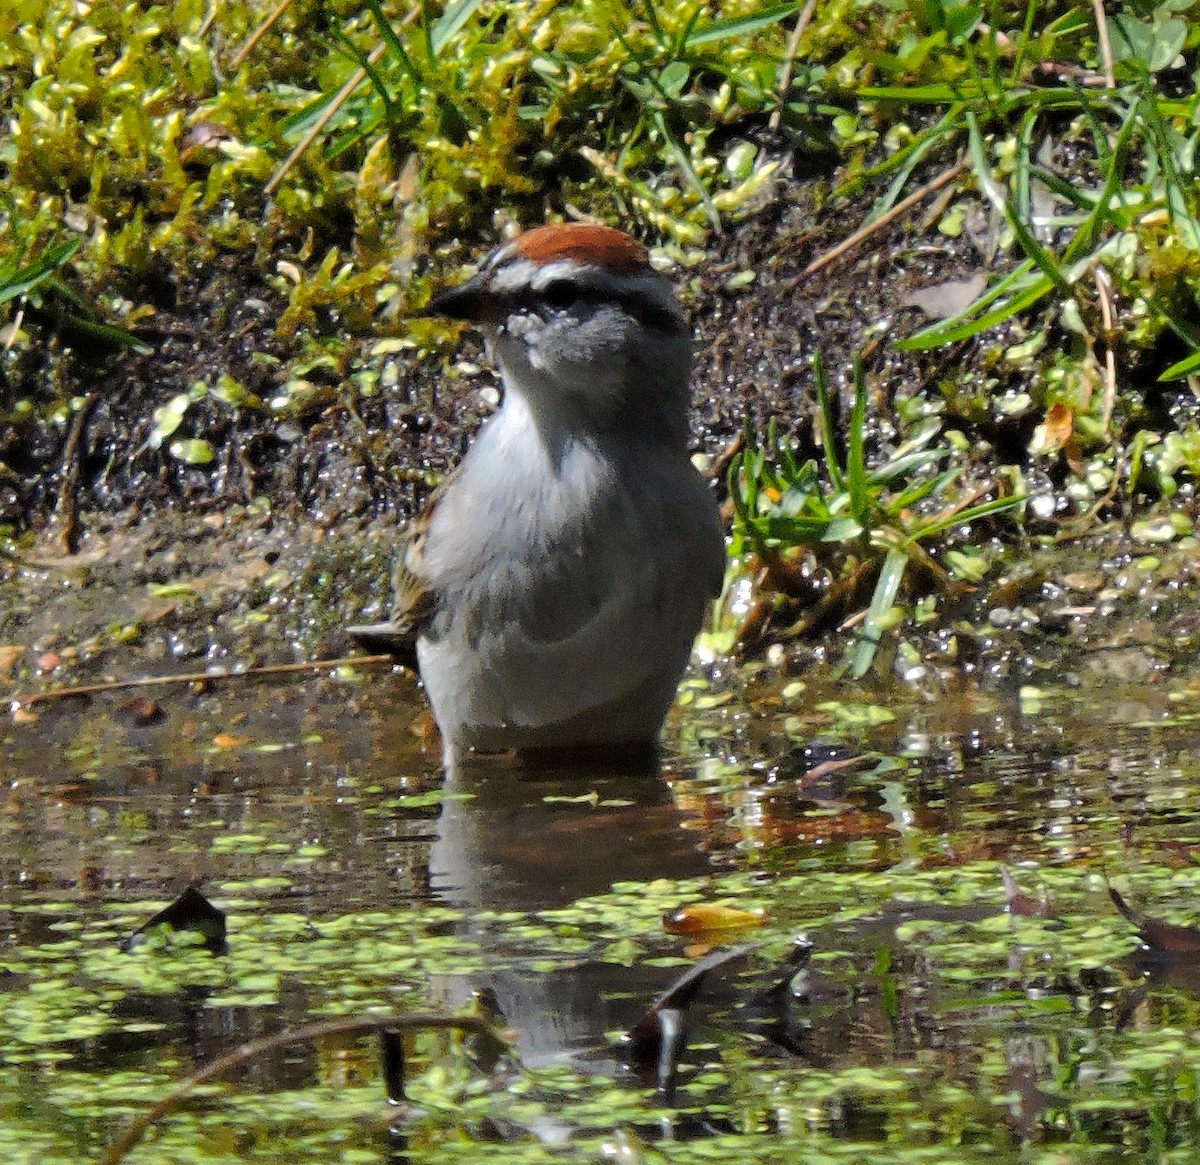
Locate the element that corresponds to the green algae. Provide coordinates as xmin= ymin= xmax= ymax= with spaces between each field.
xmin=4 ymin=764 xmax=1200 ymax=1162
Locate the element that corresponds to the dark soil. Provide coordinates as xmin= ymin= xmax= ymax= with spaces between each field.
xmin=2 ymin=148 xmax=1000 ymax=529
xmin=3 ymin=148 xmax=1198 ymax=700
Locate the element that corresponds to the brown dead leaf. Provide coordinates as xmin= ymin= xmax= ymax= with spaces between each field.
xmin=902 ymin=274 xmax=987 ymax=319
xmin=21 ymin=545 xmax=110 ymax=569
xmin=119 ymin=697 xmax=165 ymax=726
xmin=212 ymin=733 xmax=252 ymax=749
xmin=0 ymin=645 xmax=25 ymax=677
xmin=1028 ymin=402 xmax=1074 ymax=456
xmin=663 ymin=903 xmax=766 ymax=936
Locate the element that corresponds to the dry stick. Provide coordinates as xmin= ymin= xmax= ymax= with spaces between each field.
xmin=705 ymin=430 xmax=744 ymax=484
xmin=197 ymin=1 xmax=218 ymax=40
xmin=52 ymin=391 xmax=99 ymax=557
xmin=99 ymin=1013 xmax=503 ymax=1165
xmin=1054 ymin=462 xmax=1123 ymax=541
xmin=1034 ymin=60 xmax=1109 ymax=86
xmin=1093 ymin=262 xmax=1118 ymax=433
xmin=263 ymin=2 xmax=423 ymax=194
xmin=767 ymin=0 xmax=819 ymax=133
xmin=265 ymin=40 xmax=388 ymax=195
xmin=1090 ymin=0 xmax=1116 ymax=89
xmin=788 ymin=160 xmax=969 ymax=288
xmin=9 ymin=654 xmax=396 ymax=709
xmin=230 ymin=0 xmax=297 ymax=71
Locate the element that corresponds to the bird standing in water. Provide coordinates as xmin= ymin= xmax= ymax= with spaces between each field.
xmin=350 ymin=224 xmax=725 ymax=766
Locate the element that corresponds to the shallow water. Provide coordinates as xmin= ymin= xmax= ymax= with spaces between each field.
xmin=5 ymin=666 xmax=1200 ymax=1162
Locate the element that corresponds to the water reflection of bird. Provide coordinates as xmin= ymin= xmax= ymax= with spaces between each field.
xmin=351 ymin=224 xmax=724 ymax=767
xmin=425 ymin=759 xmax=712 ymax=1067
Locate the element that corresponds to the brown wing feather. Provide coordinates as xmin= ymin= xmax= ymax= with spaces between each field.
xmin=346 ymin=481 xmax=445 ymax=660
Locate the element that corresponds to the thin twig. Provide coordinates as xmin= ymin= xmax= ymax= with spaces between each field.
xmin=230 ymin=0 xmax=296 ymax=71
xmin=1053 ymin=468 xmax=1122 ymax=541
xmin=767 ymin=0 xmax=818 ymax=133
xmin=264 ymin=3 xmax=423 ymax=194
xmin=99 ymin=1014 xmax=504 ymax=1165
xmin=265 ymin=40 xmax=389 ymax=195
xmin=197 ymin=1 xmax=218 ymax=39
xmin=788 ymin=160 xmax=969 ymax=288
xmin=705 ymin=430 xmax=744 ymax=483
xmin=1033 ymin=60 xmax=1109 ymax=86
xmin=9 ymin=654 xmax=396 ymax=709
xmin=1092 ymin=263 xmax=1118 ymax=434
xmin=1090 ymin=0 xmax=1116 ymax=89
xmin=51 ymin=391 xmax=100 ymax=556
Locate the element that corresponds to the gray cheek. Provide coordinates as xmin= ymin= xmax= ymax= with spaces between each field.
xmin=506 ymin=314 xmax=563 ymax=373
xmin=492 ymin=329 xmax=538 ymax=378
xmin=505 ymin=314 xmax=539 ymax=343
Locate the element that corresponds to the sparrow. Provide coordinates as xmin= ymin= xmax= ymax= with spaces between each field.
xmin=350 ymin=223 xmax=725 ymax=766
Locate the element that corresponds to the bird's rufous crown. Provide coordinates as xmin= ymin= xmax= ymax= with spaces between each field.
xmin=509 ymin=223 xmax=651 ymax=275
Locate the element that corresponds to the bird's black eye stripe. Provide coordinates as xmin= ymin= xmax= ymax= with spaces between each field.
xmin=542 ymin=279 xmax=577 ymax=309
xmin=509 ymin=284 xmax=682 ymax=332
xmin=617 ymin=294 xmax=684 ymax=333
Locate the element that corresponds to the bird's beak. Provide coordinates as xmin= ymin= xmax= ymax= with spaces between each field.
xmin=426 ymin=272 xmax=500 ymax=324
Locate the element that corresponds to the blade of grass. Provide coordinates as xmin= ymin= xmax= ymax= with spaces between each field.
xmin=983 ymin=0 xmax=999 ymax=83
xmin=727 ymin=450 xmax=759 ymax=557
xmin=813 ymin=352 xmax=846 ymax=494
xmin=900 ymin=493 xmax=1024 ymax=544
xmin=652 ymin=110 xmax=721 ymax=231
xmin=763 ymin=515 xmax=858 ymax=542
xmin=866 ymin=448 xmax=945 ymax=487
xmin=897 ymin=269 xmax=1054 ymax=349
xmin=684 ymin=2 xmax=798 ymax=46
xmin=279 ymin=89 xmax=343 ymax=137
xmin=0 ymin=236 xmax=81 ymax=306
xmin=671 ymin=4 xmax=705 ymax=56
xmin=1140 ymin=86 xmax=1200 ymax=249
xmin=1160 ymin=349 xmax=1200 ymax=380
xmin=885 ymin=418 xmax=943 ymax=461
xmin=332 ymin=26 xmax=395 ymax=112
xmin=363 ymin=0 xmax=422 ymax=83
xmin=763 ymin=416 xmax=784 ymax=494
xmin=266 ymin=40 xmax=388 ymax=194
xmin=967 ymin=111 xmax=1074 ymax=299
xmin=889 ymin=465 xmax=962 ymax=511
xmin=1026 ymin=165 xmax=1098 ymax=212
xmin=859 ymin=82 xmax=984 ymax=103
xmin=846 ymin=357 xmax=870 ymax=529
xmin=851 ymin=105 xmax=964 ymax=196
xmin=776 ymin=430 xmax=807 ymax=484
xmin=851 ymin=546 xmax=908 ymax=678
xmin=1014 ymin=106 xmax=1037 ymax=224
xmin=867 ymin=112 xmax=961 ymax=221
xmin=1075 ymin=80 xmax=1114 ymax=171
xmin=53 ymin=308 xmax=153 ymax=353
xmin=641 ymin=0 xmax=667 ymax=44
xmin=1062 ymin=90 xmax=1142 ymax=263
xmin=1009 ymin=0 xmax=1040 ymax=81
xmin=429 ymin=0 xmax=487 ymax=55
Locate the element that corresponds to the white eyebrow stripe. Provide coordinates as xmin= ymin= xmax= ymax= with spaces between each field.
xmin=482 ymin=250 xmax=687 ymax=333
xmin=529 ymin=259 xmax=589 ymax=287
xmin=488 ymin=257 xmax=546 ymax=293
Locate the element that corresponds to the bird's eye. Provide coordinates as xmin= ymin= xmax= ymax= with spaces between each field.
xmin=541 ymin=280 xmax=578 ymax=310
